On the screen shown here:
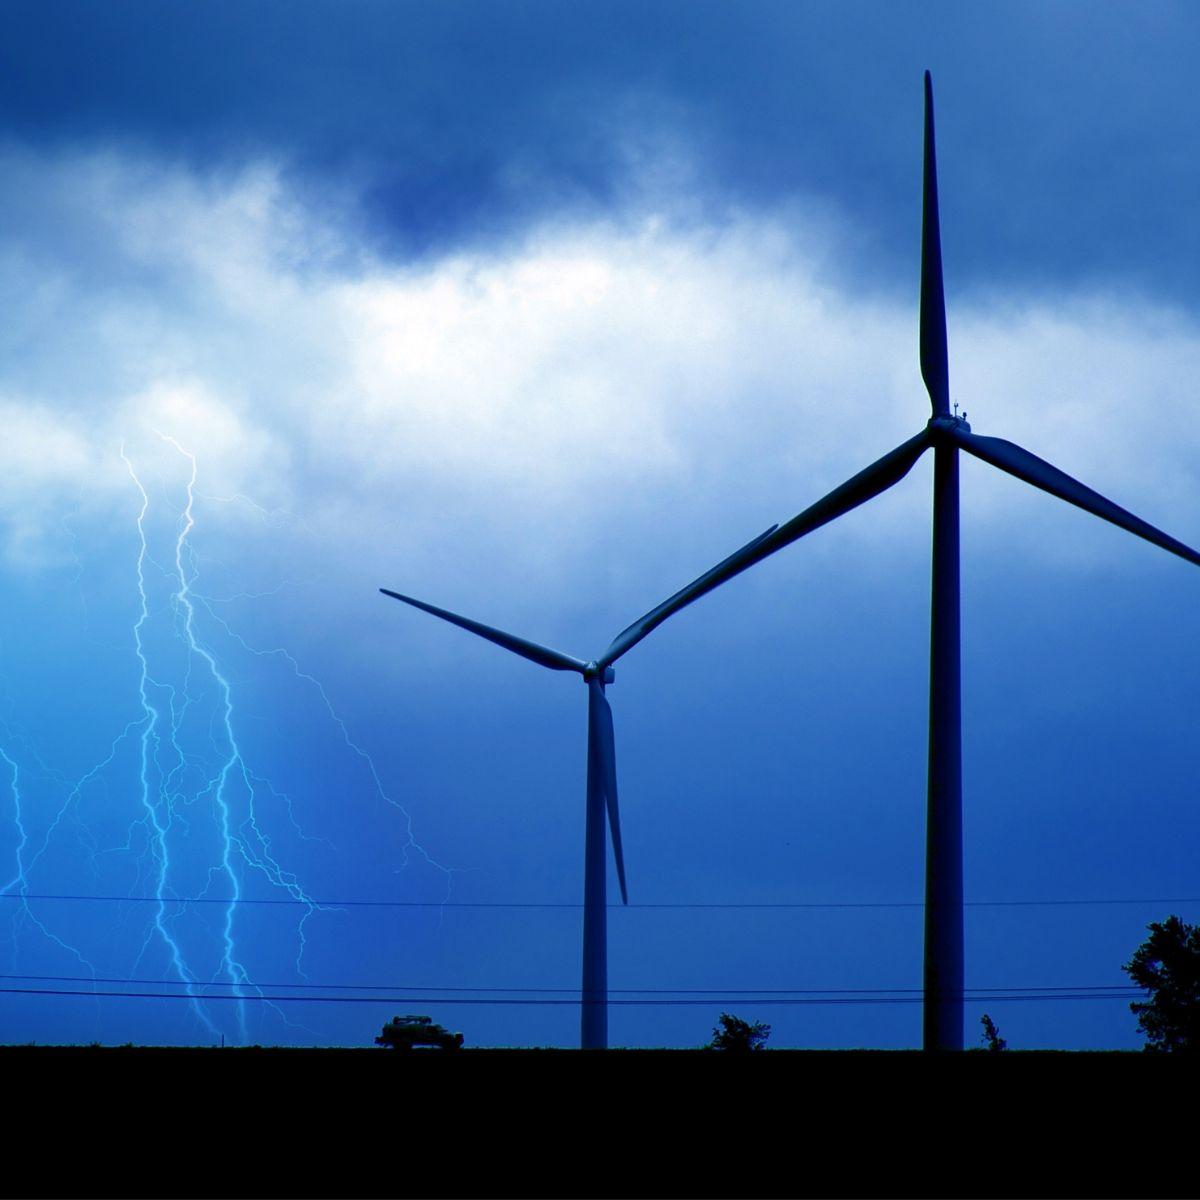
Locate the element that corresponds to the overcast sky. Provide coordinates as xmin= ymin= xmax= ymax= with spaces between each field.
xmin=1 ymin=1 xmax=1198 ymax=1050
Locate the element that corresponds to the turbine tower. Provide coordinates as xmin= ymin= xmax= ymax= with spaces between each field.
xmin=615 ymin=71 xmax=1200 ymax=1049
xmin=380 ymin=527 xmax=775 ymax=1049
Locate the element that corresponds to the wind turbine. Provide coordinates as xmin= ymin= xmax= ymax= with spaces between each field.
xmin=600 ymin=71 xmax=1200 ymax=1050
xmin=379 ymin=526 xmax=776 ymax=1049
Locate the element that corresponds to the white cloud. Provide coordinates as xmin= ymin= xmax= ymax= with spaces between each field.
xmin=0 ymin=145 xmax=1198 ymax=593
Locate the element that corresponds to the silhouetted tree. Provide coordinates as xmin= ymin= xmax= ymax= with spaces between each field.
xmin=979 ymin=1013 xmax=1006 ymax=1052
xmin=375 ymin=1014 xmax=464 ymax=1051
xmin=1123 ymin=915 xmax=1200 ymax=1053
xmin=708 ymin=1012 xmax=770 ymax=1052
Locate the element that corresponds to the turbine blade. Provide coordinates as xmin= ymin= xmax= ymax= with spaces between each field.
xmin=949 ymin=428 xmax=1200 ymax=569
xmin=380 ymin=589 xmax=589 ymax=673
xmin=599 ymin=429 xmax=931 ymax=667
xmin=589 ymin=679 xmax=627 ymax=905
xmin=920 ymin=70 xmax=950 ymax=417
xmin=767 ymin=429 xmax=931 ymax=552
xmin=599 ymin=525 xmax=779 ymax=667
xmin=604 ymin=429 xmax=931 ymax=667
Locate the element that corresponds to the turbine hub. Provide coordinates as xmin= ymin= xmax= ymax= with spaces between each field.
xmin=583 ymin=662 xmax=615 ymax=684
xmin=928 ymin=413 xmax=971 ymax=437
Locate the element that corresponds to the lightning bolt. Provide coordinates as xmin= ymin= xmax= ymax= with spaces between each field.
xmin=0 ymin=740 xmax=99 ymax=982
xmin=122 ymin=443 xmax=226 ymax=1037
xmin=0 ymin=434 xmax=450 ymax=1045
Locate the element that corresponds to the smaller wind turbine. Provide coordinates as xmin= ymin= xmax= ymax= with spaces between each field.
xmin=380 ymin=526 xmax=776 ymax=1049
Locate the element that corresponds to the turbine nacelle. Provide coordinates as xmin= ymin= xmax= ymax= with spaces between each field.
xmin=583 ymin=663 xmax=616 ymax=684
xmin=928 ymin=413 xmax=971 ymax=438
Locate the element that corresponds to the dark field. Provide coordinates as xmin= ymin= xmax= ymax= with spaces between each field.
xmin=6 ymin=1046 xmax=1187 ymax=1198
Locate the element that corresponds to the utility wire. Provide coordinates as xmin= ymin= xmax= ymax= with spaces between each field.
xmin=1 ymin=893 xmax=1196 ymax=910
xmin=0 ymin=971 xmax=1142 ymax=995
xmin=0 ymin=986 xmax=1138 ymax=1006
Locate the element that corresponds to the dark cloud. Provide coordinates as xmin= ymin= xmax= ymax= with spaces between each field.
xmin=3 ymin=1 xmax=1199 ymax=300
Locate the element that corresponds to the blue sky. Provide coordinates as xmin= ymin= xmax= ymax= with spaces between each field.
xmin=0 ymin=1 xmax=1198 ymax=1049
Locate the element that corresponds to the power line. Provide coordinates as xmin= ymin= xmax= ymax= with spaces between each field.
xmin=1 ymin=892 xmax=1197 ymax=911
xmin=0 ymin=971 xmax=1142 ymax=996
xmin=0 ymin=985 xmax=1139 ymax=1006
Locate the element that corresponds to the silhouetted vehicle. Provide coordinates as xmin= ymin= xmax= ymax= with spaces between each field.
xmin=375 ymin=1014 xmax=464 ymax=1051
